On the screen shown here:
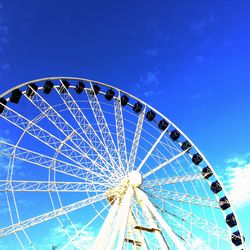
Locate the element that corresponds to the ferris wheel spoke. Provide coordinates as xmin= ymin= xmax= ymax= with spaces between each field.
xmin=149 ymin=194 xmax=230 ymax=241
xmin=0 ymin=78 xmax=243 ymax=249
xmin=127 ymin=107 xmax=145 ymax=172
xmin=143 ymin=173 xmax=203 ymax=187
xmin=1 ymin=105 xmax=81 ymax=157
xmin=55 ymin=84 xmax=120 ymax=184
xmin=143 ymin=148 xmax=191 ymax=178
xmin=54 ymin=84 xmax=115 ymax=174
xmin=144 ymin=188 xmax=219 ymax=208
xmin=0 ymin=106 xmax=112 ymax=183
xmin=86 ymin=83 xmax=122 ymax=173
xmin=136 ymin=128 xmax=169 ymax=172
xmin=24 ymin=86 xmax=112 ymax=174
xmin=0 ymin=141 xmax=110 ymax=185
xmin=162 ymin=206 xmax=226 ymax=249
xmin=62 ymin=201 xmax=111 ymax=250
xmin=114 ymin=91 xmax=128 ymax=172
xmin=150 ymin=150 xmax=168 ymax=163
xmin=0 ymin=180 xmax=106 ymax=193
xmin=140 ymin=132 xmax=181 ymax=165
xmin=154 ymin=205 xmax=208 ymax=249
xmin=0 ymin=192 xmax=106 ymax=239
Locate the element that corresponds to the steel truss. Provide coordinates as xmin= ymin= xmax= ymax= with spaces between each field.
xmin=0 ymin=77 xmax=244 ymax=250
xmin=150 ymin=193 xmax=230 ymax=241
xmin=0 ymin=180 xmax=106 ymax=192
xmin=0 ymin=193 xmax=106 ymax=238
xmin=144 ymin=188 xmax=219 ymax=208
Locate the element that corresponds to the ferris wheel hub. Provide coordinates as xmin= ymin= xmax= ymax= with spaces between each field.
xmin=128 ymin=171 xmax=143 ymax=187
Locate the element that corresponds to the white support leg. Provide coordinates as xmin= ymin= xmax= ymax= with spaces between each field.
xmin=136 ymin=188 xmax=186 ymax=250
xmin=105 ymin=187 xmax=134 ymax=250
xmin=116 ymin=187 xmax=134 ymax=249
xmin=93 ymin=199 xmax=119 ymax=250
xmin=135 ymin=191 xmax=169 ymax=250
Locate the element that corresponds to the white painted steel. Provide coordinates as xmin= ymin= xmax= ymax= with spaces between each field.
xmin=135 ymin=189 xmax=169 ymax=250
xmin=136 ymin=188 xmax=186 ymax=250
xmin=0 ymin=77 xmax=245 ymax=249
xmin=0 ymin=193 xmax=106 ymax=238
xmin=93 ymin=199 xmax=119 ymax=250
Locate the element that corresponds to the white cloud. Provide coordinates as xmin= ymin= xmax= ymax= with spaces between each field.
xmin=190 ymin=237 xmax=211 ymax=250
xmin=190 ymin=13 xmax=218 ymax=34
xmin=223 ymin=154 xmax=250 ymax=208
xmin=0 ymin=155 xmax=10 ymax=174
xmin=196 ymin=55 xmax=204 ymax=62
xmin=143 ymin=89 xmax=163 ymax=98
xmin=140 ymin=70 xmax=159 ymax=86
xmin=191 ymin=20 xmax=207 ymax=34
xmin=145 ymin=48 xmax=161 ymax=57
xmin=190 ymin=93 xmax=202 ymax=100
xmin=136 ymin=68 xmax=163 ymax=98
xmin=136 ymin=68 xmax=162 ymax=97
xmin=0 ymin=2 xmax=9 ymax=55
xmin=1 ymin=63 xmax=10 ymax=70
xmin=0 ymin=24 xmax=8 ymax=35
xmin=39 ymin=223 xmax=96 ymax=249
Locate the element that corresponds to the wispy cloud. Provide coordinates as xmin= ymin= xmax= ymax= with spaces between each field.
xmin=222 ymin=153 xmax=250 ymax=208
xmin=0 ymin=3 xmax=8 ymax=40
xmin=140 ymin=70 xmax=159 ymax=86
xmin=190 ymin=237 xmax=211 ymax=250
xmin=142 ymin=89 xmax=163 ymax=98
xmin=195 ymin=55 xmax=204 ymax=62
xmin=0 ymin=137 xmax=27 ymax=178
xmin=1 ymin=63 xmax=10 ymax=70
xmin=39 ymin=223 xmax=96 ymax=249
xmin=0 ymin=24 xmax=8 ymax=35
xmin=0 ymin=2 xmax=10 ymax=69
xmin=0 ymin=129 xmax=10 ymax=137
xmin=190 ymin=13 xmax=218 ymax=34
xmin=145 ymin=48 xmax=161 ymax=57
xmin=137 ymin=68 xmax=163 ymax=97
xmin=190 ymin=93 xmax=202 ymax=100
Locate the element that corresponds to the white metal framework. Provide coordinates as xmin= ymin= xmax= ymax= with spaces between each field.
xmin=0 ymin=77 xmax=245 ymax=249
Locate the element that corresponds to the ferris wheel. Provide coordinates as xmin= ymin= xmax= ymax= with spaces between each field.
xmin=0 ymin=77 xmax=246 ymax=249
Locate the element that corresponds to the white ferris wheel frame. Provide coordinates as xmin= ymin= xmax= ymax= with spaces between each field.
xmin=0 ymin=76 xmax=246 ymax=249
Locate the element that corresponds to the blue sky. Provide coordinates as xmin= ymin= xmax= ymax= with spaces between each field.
xmin=0 ymin=0 xmax=250 ymax=248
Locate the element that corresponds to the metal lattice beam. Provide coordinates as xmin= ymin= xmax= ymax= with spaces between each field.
xmin=145 ymin=188 xmax=219 ymax=208
xmin=137 ymin=129 xmax=169 ymax=172
xmin=150 ymin=194 xmax=229 ymax=241
xmin=55 ymin=82 xmax=118 ymax=176
xmin=127 ymin=107 xmax=145 ymax=172
xmin=1 ymin=105 xmax=111 ymax=184
xmin=143 ymin=148 xmax=191 ymax=178
xmin=0 ymin=193 xmax=106 ymax=238
xmin=0 ymin=180 xmax=106 ymax=192
xmin=24 ymin=86 xmax=112 ymax=174
xmin=0 ymin=141 xmax=109 ymax=187
xmin=86 ymin=84 xmax=122 ymax=174
xmin=114 ymin=92 xmax=128 ymax=171
xmin=142 ymin=174 xmax=203 ymax=187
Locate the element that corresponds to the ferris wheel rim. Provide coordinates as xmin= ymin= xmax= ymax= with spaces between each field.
xmin=0 ymin=76 xmax=246 ymax=249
